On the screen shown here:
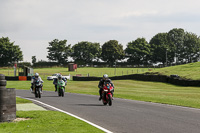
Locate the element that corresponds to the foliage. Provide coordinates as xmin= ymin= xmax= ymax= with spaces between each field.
xmin=101 ymin=40 xmax=125 ymax=66
xmin=72 ymin=41 xmax=101 ymax=65
xmin=33 ymin=60 xmax=59 ymax=68
xmin=181 ymin=32 xmax=200 ymax=63
xmin=149 ymin=28 xmax=200 ymax=65
xmin=125 ymin=38 xmax=151 ymax=65
xmin=47 ymin=39 xmax=71 ymax=65
xmin=0 ymin=37 xmax=23 ymax=66
xmin=149 ymin=33 xmax=174 ymax=65
xmin=167 ymin=28 xmax=185 ymax=64
xmin=31 ymin=56 xmax=36 ymax=65
xmin=17 ymin=62 xmax=31 ymax=67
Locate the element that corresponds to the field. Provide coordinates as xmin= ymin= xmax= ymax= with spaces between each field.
xmin=0 ymin=67 xmax=153 ymax=77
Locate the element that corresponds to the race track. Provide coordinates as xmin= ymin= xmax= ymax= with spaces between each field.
xmin=16 ymin=90 xmax=200 ymax=133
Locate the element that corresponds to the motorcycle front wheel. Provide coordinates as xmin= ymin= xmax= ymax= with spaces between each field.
xmin=38 ymin=88 xmax=41 ymax=98
xmin=35 ymin=88 xmax=38 ymax=98
xmin=108 ymin=94 xmax=112 ymax=106
xmin=61 ymin=88 xmax=64 ymax=97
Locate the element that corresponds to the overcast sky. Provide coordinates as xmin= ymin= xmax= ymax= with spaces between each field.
xmin=1 ymin=0 xmax=200 ymax=62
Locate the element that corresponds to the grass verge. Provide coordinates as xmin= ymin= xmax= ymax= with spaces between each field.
xmin=16 ymin=97 xmax=32 ymax=104
xmin=0 ymin=111 xmax=103 ymax=133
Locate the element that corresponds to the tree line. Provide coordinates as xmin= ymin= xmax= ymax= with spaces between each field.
xmin=1 ymin=28 xmax=200 ymax=67
xmin=46 ymin=28 xmax=200 ymax=66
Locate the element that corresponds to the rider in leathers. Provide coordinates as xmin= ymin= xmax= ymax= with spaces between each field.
xmin=53 ymin=74 xmax=67 ymax=92
xmin=98 ymin=74 xmax=114 ymax=101
xmin=30 ymin=73 xmax=43 ymax=93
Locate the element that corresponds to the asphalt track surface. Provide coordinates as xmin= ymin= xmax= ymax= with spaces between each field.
xmin=16 ymin=90 xmax=200 ymax=133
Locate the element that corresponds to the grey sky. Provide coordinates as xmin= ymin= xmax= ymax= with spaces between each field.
xmin=1 ymin=0 xmax=200 ymax=62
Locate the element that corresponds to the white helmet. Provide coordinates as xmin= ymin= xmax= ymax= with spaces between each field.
xmin=103 ymin=74 xmax=108 ymax=79
xmin=35 ymin=73 xmax=39 ymax=78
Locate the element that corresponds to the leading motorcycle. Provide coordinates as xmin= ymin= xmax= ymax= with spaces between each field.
xmin=101 ymin=82 xmax=113 ymax=106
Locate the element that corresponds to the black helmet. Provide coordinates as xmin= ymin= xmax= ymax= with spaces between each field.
xmin=58 ymin=74 xmax=62 ymax=80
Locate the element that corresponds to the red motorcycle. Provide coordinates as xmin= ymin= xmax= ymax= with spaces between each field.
xmin=102 ymin=82 xmax=113 ymax=106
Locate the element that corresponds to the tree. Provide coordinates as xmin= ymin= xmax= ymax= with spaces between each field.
xmin=32 ymin=56 xmax=36 ymax=65
xmin=125 ymin=38 xmax=151 ymax=66
xmin=181 ymin=32 xmax=200 ymax=63
xmin=167 ymin=28 xmax=185 ymax=64
xmin=101 ymin=40 xmax=124 ymax=66
xmin=0 ymin=37 xmax=23 ymax=66
xmin=47 ymin=39 xmax=71 ymax=65
xmin=149 ymin=33 xmax=174 ymax=65
xmin=71 ymin=41 xmax=101 ymax=65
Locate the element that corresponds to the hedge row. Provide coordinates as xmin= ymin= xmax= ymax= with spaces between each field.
xmin=73 ymin=74 xmax=200 ymax=87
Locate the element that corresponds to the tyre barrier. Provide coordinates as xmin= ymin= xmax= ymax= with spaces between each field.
xmin=0 ymin=74 xmax=16 ymax=122
xmin=73 ymin=74 xmax=200 ymax=87
xmin=0 ymin=74 xmax=5 ymax=80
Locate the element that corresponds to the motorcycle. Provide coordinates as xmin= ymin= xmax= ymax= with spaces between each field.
xmin=33 ymin=79 xmax=42 ymax=98
xmin=101 ymin=82 xmax=113 ymax=106
xmin=57 ymin=79 xmax=65 ymax=97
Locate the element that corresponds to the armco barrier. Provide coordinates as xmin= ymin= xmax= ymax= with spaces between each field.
xmin=73 ymin=74 xmax=200 ymax=87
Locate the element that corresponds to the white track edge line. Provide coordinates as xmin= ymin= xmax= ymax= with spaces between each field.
xmin=17 ymin=96 xmax=113 ymax=133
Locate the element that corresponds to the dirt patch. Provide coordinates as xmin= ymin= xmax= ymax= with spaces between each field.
xmin=13 ymin=118 xmax=31 ymax=122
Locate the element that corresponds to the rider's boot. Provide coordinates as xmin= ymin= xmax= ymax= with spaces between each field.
xmin=99 ymin=96 xmax=102 ymax=101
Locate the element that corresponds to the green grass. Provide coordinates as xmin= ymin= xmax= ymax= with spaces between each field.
xmin=16 ymin=97 xmax=32 ymax=104
xmin=151 ymin=62 xmax=200 ymax=80
xmin=0 ymin=111 xmax=103 ymax=133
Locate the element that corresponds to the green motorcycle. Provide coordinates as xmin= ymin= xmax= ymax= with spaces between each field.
xmin=57 ymin=80 xmax=66 ymax=97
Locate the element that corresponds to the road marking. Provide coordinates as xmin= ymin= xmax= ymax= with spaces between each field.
xmin=17 ymin=96 xmax=113 ymax=133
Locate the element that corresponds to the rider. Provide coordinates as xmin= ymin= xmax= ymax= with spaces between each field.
xmin=30 ymin=73 xmax=44 ymax=93
xmin=98 ymin=74 xmax=114 ymax=101
xmin=53 ymin=74 xmax=67 ymax=92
